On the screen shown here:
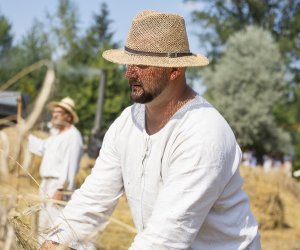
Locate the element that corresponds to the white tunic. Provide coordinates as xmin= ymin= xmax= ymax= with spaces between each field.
xmin=48 ymin=96 xmax=260 ymax=250
xmin=29 ymin=125 xmax=83 ymax=191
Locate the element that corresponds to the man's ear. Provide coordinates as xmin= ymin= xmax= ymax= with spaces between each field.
xmin=66 ymin=114 xmax=73 ymax=123
xmin=170 ymin=68 xmax=182 ymax=80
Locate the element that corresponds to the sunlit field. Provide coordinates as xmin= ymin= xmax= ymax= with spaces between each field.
xmin=0 ymin=126 xmax=300 ymax=249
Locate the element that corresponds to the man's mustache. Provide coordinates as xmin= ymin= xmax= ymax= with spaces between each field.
xmin=51 ymin=119 xmax=70 ymax=126
xmin=129 ymin=79 xmax=142 ymax=87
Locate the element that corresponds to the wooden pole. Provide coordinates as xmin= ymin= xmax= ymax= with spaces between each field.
xmin=17 ymin=95 xmax=22 ymax=124
xmin=16 ymin=96 xmax=22 ymax=193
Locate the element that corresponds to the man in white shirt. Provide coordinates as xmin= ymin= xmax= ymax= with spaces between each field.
xmin=28 ymin=97 xmax=83 ymax=245
xmin=42 ymin=10 xmax=260 ymax=250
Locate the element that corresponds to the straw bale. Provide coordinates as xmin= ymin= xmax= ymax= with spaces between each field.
xmin=241 ymin=166 xmax=289 ymax=230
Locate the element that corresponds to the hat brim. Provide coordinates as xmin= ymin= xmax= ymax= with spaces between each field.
xmin=103 ymin=49 xmax=209 ymax=68
xmin=48 ymin=102 xmax=79 ymax=124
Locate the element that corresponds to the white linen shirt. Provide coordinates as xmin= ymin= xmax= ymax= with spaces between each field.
xmin=48 ymin=96 xmax=260 ymax=249
xmin=29 ymin=125 xmax=83 ymax=191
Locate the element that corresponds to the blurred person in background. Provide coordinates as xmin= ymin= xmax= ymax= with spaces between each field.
xmin=41 ymin=10 xmax=260 ymax=250
xmin=28 ymin=97 xmax=83 ymax=244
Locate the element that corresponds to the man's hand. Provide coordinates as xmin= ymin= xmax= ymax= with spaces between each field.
xmin=40 ymin=240 xmax=59 ymax=250
xmin=40 ymin=240 xmax=75 ymax=250
xmin=52 ymin=190 xmax=63 ymax=201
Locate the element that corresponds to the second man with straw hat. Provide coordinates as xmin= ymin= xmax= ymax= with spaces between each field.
xmin=28 ymin=96 xmax=83 ymax=245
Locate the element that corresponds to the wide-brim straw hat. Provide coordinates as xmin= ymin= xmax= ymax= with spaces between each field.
xmin=103 ymin=10 xmax=209 ymax=68
xmin=48 ymin=97 xmax=79 ymax=124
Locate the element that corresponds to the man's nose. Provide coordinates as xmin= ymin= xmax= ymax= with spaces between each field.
xmin=52 ymin=112 xmax=58 ymax=118
xmin=125 ymin=65 xmax=138 ymax=79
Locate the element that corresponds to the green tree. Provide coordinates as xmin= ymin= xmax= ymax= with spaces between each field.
xmin=48 ymin=0 xmax=79 ymax=57
xmin=203 ymin=26 xmax=291 ymax=161
xmin=85 ymin=3 xmax=130 ymax=133
xmin=186 ymin=0 xmax=300 ymax=66
xmin=187 ymin=0 xmax=299 ymax=170
xmin=52 ymin=2 xmax=130 ymax=136
xmin=9 ymin=20 xmax=52 ymax=99
xmin=0 ymin=13 xmax=12 ymax=58
xmin=77 ymin=2 xmax=130 ymax=135
xmin=0 ymin=13 xmax=14 ymax=84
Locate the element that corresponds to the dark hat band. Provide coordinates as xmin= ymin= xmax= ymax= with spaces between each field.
xmin=124 ymin=46 xmax=194 ymax=58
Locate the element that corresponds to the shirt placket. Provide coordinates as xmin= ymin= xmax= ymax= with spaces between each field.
xmin=140 ymin=133 xmax=151 ymax=230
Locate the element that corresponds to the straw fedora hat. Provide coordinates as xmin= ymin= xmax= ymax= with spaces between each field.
xmin=48 ymin=97 xmax=79 ymax=124
xmin=103 ymin=10 xmax=209 ymax=67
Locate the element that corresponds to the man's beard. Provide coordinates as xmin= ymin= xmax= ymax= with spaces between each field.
xmin=130 ymin=86 xmax=157 ymax=103
xmin=51 ymin=119 xmax=69 ymax=129
xmin=129 ymin=76 xmax=169 ymax=104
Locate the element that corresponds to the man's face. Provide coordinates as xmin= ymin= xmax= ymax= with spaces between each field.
xmin=51 ymin=106 xmax=72 ymax=129
xmin=125 ymin=65 xmax=171 ymax=103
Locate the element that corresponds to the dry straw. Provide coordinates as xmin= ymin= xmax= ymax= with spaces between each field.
xmin=0 ymin=59 xmax=55 ymax=249
xmin=0 ymin=131 xmax=9 ymax=178
xmin=0 ymin=60 xmax=138 ymax=249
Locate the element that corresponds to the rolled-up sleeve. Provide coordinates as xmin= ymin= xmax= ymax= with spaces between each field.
xmin=130 ymin=130 xmax=239 ymax=249
xmin=47 ymin=121 xmax=124 ymax=249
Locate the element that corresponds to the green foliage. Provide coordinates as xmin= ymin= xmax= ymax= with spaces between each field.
xmin=278 ymin=87 xmax=300 ymax=171
xmin=51 ymin=1 xmax=130 ymax=136
xmin=81 ymin=3 xmax=130 ymax=134
xmin=49 ymin=0 xmax=79 ymax=55
xmin=187 ymin=0 xmax=300 ymax=65
xmin=188 ymin=0 xmax=299 ymax=168
xmin=0 ymin=13 xmax=13 ymax=58
xmin=102 ymin=66 xmax=130 ymax=133
xmin=1 ymin=0 xmax=130 ymax=140
xmin=293 ymin=131 xmax=300 ymax=171
xmin=0 ymin=18 xmax=52 ymax=104
xmin=0 ymin=13 xmax=14 ymax=84
xmin=203 ymin=26 xmax=291 ymax=158
xmin=9 ymin=21 xmax=52 ymax=99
